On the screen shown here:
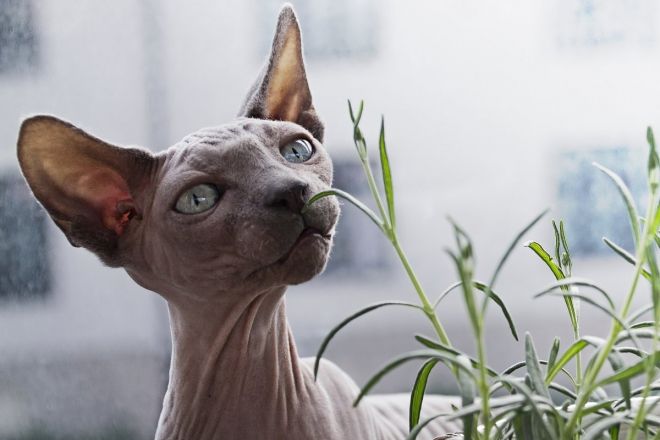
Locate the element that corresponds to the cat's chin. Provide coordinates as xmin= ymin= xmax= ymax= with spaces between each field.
xmin=277 ymin=232 xmax=331 ymax=285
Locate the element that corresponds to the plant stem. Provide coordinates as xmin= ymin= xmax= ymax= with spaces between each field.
xmin=573 ymin=318 xmax=582 ymax=439
xmin=476 ymin=325 xmax=492 ymax=438
xmin=391 ymin=235 xmax=452 ymax=347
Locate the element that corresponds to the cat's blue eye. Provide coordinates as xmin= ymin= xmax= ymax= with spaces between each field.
xmin=281 ymin=139 xmax=313 ymax=163
xmin=174 ymin=183 xmax=221 ymax=214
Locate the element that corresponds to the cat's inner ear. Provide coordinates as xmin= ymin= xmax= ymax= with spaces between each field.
xmin=17 ymin=115 xmax=155 ymax=265
xmin=240 ymin=5 xmax=324 ymax=141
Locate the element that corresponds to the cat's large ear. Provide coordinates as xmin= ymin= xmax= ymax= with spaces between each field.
xmin=17 ymin=115 xmax=157 ymax=266
xmin=239 ymin=4 xmax=323 ymax=141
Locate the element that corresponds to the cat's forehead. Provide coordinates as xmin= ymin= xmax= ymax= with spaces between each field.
xmin=160 ymin=118 xmax=318 ymax=176
xmin=176 ymin=118 xmax=309 ymax=151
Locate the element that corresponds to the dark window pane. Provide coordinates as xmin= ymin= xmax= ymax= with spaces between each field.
xmin=0 ymin=174 xmax=51 ymax=300
xmin=0 ymin=0 xmax=38 ymax=73
xmin=557 ymin=147 xmax=645 ymax=256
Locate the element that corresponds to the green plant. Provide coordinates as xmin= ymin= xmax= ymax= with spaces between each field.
xmin=303 ymin=101 xmax=660 ymax=439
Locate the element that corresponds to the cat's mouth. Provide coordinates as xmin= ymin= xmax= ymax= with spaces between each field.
xmin=276 ymin=227 xmax=331 ymax=264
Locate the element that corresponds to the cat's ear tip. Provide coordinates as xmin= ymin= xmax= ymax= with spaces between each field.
xmin=19 ymin=114 xmax=72 ymax=138
xmin=21 ymin=114 xmax=54 ymax=131
xmin=18 ymin=115 xmax=77 ymax=159
xmin=278 ymin=3 xmax=297 ymax=18
xmin=277 ymin=3 xmax=300 ymax=28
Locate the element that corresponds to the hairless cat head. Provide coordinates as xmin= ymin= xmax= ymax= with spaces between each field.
xmin=16 ymin=5 xmax=339 ymax=303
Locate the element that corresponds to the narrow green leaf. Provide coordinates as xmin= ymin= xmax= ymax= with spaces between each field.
xmin=594 ymin=162 xmax=641 ymax=247
xmin=629 ymin=304 xmax=654 ymax=324
xmin=526 ymin=241 xmax=578 ymax=333
xmin=616 ymin=346 xmax=650 ymax=359
xmin=615 ymin=328 xmax=660 ymax=345
xmin=408 ymin=359 xmax=439 ymax=431
xmin=607 ymin=349 xmax=631 ymax=410
xmin=552 ymin=220 xmax=562 ymax=271
xmin=526 ymin=241 xmax=565 ymax=280
xmin=347 ymin=99 xmax=364 ymax=127
xmin=433 ymin=280 xmax=518 ymax=341
xmin=546 ymin=339 xmax=590 ymax=384
xmin=548 ymin=381 xmax=577 ymax=400
xmin=475 ymin=282 xmax=518 ymax=341
xmin=303 ymin=188 xmax=383 ymax=231
xmin=596 ymin=355 xmax=660 ymax=388
xmin=353 ymin=350 xmax=476 ymax=406
xmin=347 ymin=100 xmax=367 ymax=158
xmin=534 ymin=277 xmax=614 ymax=309
xmin=559 ymin=220 xmax=572 ymax=275
xmin=378 ymin=116 xmax=396 ymax=229
xmin=433 ymin=281 xmax=463 ymax=307
xmin=495 ymin=360 xmax=576 ymax=396
xmin=547 ymin=337 xmax=560 ymax=376
xmin=579 ymin=400 xmax=614 ymax=416
xmin=609 ymin=424 xmax=621 ymax=440
xmin=603 ymin=236 xmax=651 ymax=280
xmin=414 ymin=334 xmax=498 ymax=376
xmin=617 ymin=384 xmax=660 ymax=406
xmin=313 ymin=301 xmax=420 ymax=379
xmin=535 ymin=291 xmax=626 ymax=329
xmin=582 ymin=414 xmax=626 ymax=440
xmin=500 ymin=359 xmax=576 ymax=386
xmin=631 ymin=321 xmax=655 ymax=329
xmin=613 ymin=386 xmax=660 ymax=409
xmin=525 ymin=333 xmax=551 ymax=399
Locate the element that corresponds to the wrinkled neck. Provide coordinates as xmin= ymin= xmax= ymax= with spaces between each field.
xmin=156 ymin=286 xmax=308 ymax=439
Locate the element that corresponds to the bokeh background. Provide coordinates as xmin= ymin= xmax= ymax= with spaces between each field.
xmin=1 ymin=0 xmax=659 ymax=438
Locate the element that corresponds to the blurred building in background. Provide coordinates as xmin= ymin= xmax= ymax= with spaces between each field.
xmin=1 ymin=0 xmax=660 ymax=437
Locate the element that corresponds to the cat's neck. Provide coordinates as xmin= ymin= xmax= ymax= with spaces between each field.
xmin=155 ymin=287 xmax=312 ymax=439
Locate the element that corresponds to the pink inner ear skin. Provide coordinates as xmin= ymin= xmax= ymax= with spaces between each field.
xmin=76 ymin=168 xmax=136 ymax=236
xmin=104 ymin=198 xmax=136 ymax=236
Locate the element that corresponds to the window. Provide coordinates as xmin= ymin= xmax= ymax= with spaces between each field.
xmin=0 ymin=174 xmax=51 ymax=300
xmin=557 ymin=147 xmax=645 ymax=256
xmin=554 ymin=0 xmax=656 ymax=49
xmin=322 ymin=158 xmax=393 ymax=276
xmin=258 ymin=0 xmax=378 ymax=60
xmin=0 ymin=0 xmax=39 ymax=73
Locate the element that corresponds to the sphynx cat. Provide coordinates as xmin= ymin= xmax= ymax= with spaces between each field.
xmin=17 ymin=5 xmax=460 ymax=439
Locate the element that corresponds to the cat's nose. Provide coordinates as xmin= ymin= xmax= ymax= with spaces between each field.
xmin=265 ymin=179 xmax=309 ymax=213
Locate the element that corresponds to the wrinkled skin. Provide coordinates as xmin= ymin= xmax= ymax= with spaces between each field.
xmin=17 ymin=5 xmax=460 ymax=440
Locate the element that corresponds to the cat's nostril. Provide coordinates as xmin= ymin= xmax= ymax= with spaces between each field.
xmin=266 ymin=180 xmax=309 ymax=213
